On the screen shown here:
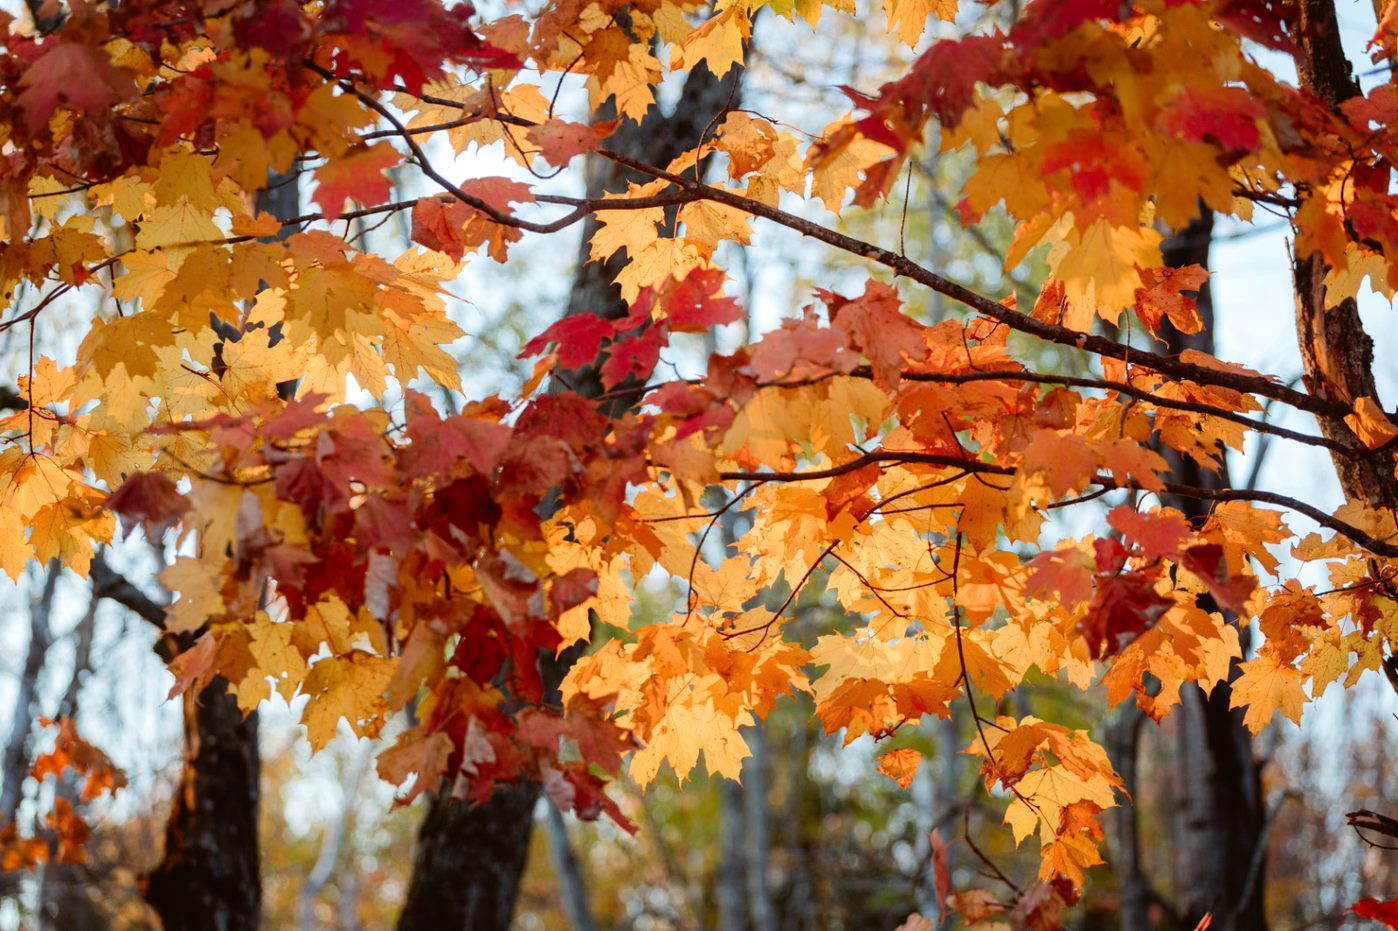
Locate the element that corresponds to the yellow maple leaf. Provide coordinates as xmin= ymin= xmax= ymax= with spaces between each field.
xmin=1230 ymin=654 xmax=1307 ymax=734
xmin=613 ymin=238 xmax=705 ymax=303
xmin=136 ymin=197 xmax=226 ymax=251
xmin=242 ymin=614 xmax=311 ymax=709
xmin=691 ymin=556 xmax=762 ymax=616
xmin=151 ymin=150 xmax=225 ymax=214
xmin=1345 ymin=396 xmax=1398 ymax=450
xmin=629 ymin=698 xmax=752 ymax=785
xmin=1300 ymin=632 xmax=1351 ymax=699
xmin=1003 ymin=764 xmax=1117 ymax=848
xmin=878 ymin=747 xmax=923 ymax=789
xmin=0 ymin=504 xmax=29 ymax=582
xmin=589 ymin=202 xmax=663 ymax=263
xmin=883 ymin=0 xmax=956 ymax=46
xmin=301 ymin=651 xmax=395 ymax=751
xmin=159 ymin=557 xmax=227 ymax=635
xmin=1047 ymin=218 xmax=1161 ymax=322
xmin=671 ymin=2 xmax=751 ymax=78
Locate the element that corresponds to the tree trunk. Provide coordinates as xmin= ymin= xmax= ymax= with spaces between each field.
xmin=545 ymin=800 xmax=600 ymax=931
xmin=397 ymin=785 xmax=541 ymax=929
xmin=1293 ymin=0 xmax=1398 ymax=509
xmin=717 ymin=778 xmax=749 ymax=930
xmin=144 ymin=177 xmax=299 ymax=931
xmin=396 ymin=61 xmax=743 ymax=931
xmin=1157 ymin=209 xmax=1268 ymax=931
xmin=1102 ymin=703 xmax=1151 ymax=931
xmin=143 ymin=675 xmax=261 ymax=931
xmin=744 ymin=724 xmax=777 ymax=931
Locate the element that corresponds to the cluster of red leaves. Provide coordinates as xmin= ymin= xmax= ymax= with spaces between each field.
xmin=0 ymin=0 xmax=513 ymax=241
xmin=521 ymin=267 xmax=744 ymax=387
xmin=113 ymin=390 xmax=651 ymax=827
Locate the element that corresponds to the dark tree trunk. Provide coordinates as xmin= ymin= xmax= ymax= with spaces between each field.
xmin=1102 ymin=703 xmax=1150 ymax=931
xmin=1293 ymin=0 xmax=1398 ymax=510
xmin=396 ymin=62 xmax=743 ymax=931
xmin=397 ymin=784 xmax=542 ymax=929
xmin=143 ymin=676 xmax=261 ymax=931
xmin=1153 ymin=209 xmax=1268 ymax=931
xmin=143 ymin=178 xmax=299 ymax=931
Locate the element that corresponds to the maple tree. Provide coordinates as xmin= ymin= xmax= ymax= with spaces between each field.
xmin=4 ymin=0 xmax=1398 ymax=925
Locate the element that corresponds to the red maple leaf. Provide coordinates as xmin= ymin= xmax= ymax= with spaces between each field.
xmin=15 ymin=41 xmax=137 ymax=136
xmin=315 ymin=144 xmax=401 ymax=219
xmin=823 ymin=280 xmax=925 ymax=386
xmin=884 ymin=32 xmax=1009 ymax=129
xmin=1106 ymin=505 xmax=1193 ymax=561
xmin=663 ymin=268 xmax=744 ymax=332
xmin=1352 ymin=898 xmax=1398 ymax=929
xmin=1080 ymin=571 xmax=1172 ymax=659
xmin=601 ymin=327 xmax=666 ymax=388
xmin=104 ymin=472 xmax=189 ymax=540
xmin=520 ymin=313 xmax=620 ymax=369
xmin=1179 ymin=543 xmax=1255 ymax=614
xmin=1158 ymin=86 xmax=1265 ymax=155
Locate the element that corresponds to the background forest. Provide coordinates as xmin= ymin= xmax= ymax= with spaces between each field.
xmin=2 ymin=0 xmax=1398 ymax=928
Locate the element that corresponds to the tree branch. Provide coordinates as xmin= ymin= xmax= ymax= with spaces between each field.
xmin=717 ymin=452 xmax=1398 ymax=557
xmin=380 ymin=78 xmax=1348 ymax=422
xmin=89 ymin=553 xmax=166 ymax=628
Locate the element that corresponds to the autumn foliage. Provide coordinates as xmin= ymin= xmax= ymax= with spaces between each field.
xmin=4 ymin=0 xmax=1398 ymax=923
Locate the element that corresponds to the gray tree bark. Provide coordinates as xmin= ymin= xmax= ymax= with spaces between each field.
xmin=744 ymin=724 xmax=777 ymax=931
xmin=545 ymin=801 xmax=600 ymax=931
xmin=717 ymin=777 xmax=749 ymax=929
xmin=1 ymin=562 xmax=59 ymax=826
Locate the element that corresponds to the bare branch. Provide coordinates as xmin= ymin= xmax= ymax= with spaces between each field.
xmin=90 ymin=553 xmax=166 ymax=628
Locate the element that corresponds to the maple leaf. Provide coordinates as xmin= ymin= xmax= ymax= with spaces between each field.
xmin=1157 ymin=86 xmax=1265 ymax=155
xmin=878 ymin=747 xmax=922 ymax=789
xmin=301 ymin=651 xmax=395 ymax=750
xmin=377 ymin=729 xmax=453 ymax=806
xmin=1106 ymin=506 xmax=1192 ymax=562
xmin=1345 ymin=396 xmax=1398 ymax=450
xmin=1080 ymin=572 xmax=1172 ymax=660
xmin=320 ymin=0 xmax=518 ymax=92
xmin=1230 ymin=654 xmax=1306 ymax=734
xmin=527 ymin=119 xmax=616 ymax=167
xmin=630 ymin=699 xmax=753 ymax=785
xmin=660 ymin=268 xmax=744 ymax=332
xmin=883 ymin=0 xmax=956 ymax=46
xmin=1134 ymin=265 xmax=1208 ymax=337
xmin=600 ymin=327 xmax=666 ymax=389
xmin=1178 ymin=543 xmax=1255 ymax=614
xmin=16 ymin=41 xmax=137 ymax=135
xmin=520 ymin=313 xmax=619 ymax=369
xmin=314 ymin=144 xmax=402 ymax=220
xmin=823 ymin=280 xmax=924 ymax=386
xmin=1352 ymin=898 xmax=1398 ymax=929
xmin=104 ymin=472 xmax=188 ymax=540
xmin=1026 ymin=549 xmax=1096 ymax=606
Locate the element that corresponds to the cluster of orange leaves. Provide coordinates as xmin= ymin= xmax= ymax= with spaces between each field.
xmin=0 ymin=718 xmax=127 ymax=871
xmin=2 ymin=0 xmax=1398 ymax=921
